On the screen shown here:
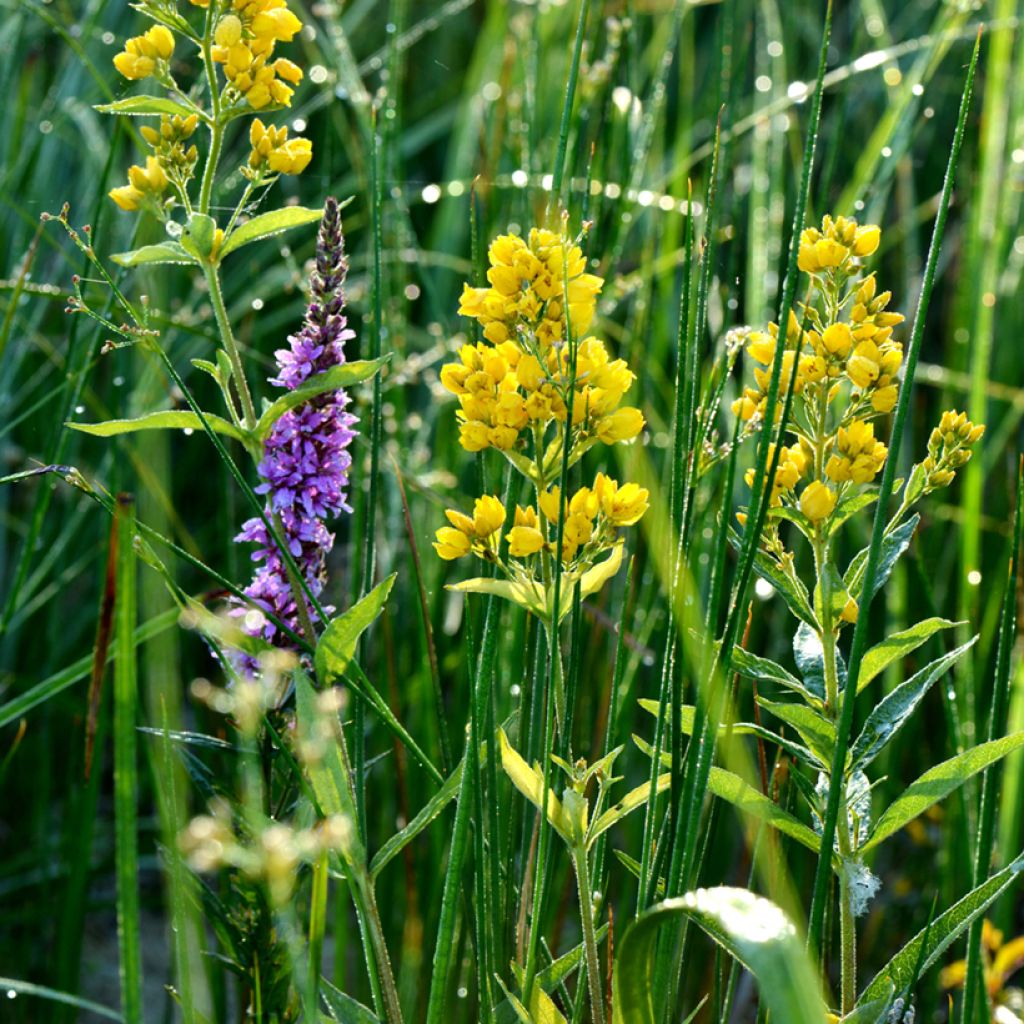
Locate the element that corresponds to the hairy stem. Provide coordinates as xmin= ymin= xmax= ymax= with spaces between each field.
xmin=573 ymin=846 xmax=606 ymax=1024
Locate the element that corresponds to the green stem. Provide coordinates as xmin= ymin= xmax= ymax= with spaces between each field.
xmin=838 ymin=857 xmax=856 ymax=1016
xmin=573 ymin=846 xmax=606 ymax=1024
xmin=204 ymin=264 xmax=257 ymax=431
xmin=198 ymin=19 xmax=223 ymax=216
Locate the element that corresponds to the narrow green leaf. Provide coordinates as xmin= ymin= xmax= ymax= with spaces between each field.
xmin=113 ymin=496 xmax=143 ymax=1022
xmin=370 ymin=759 xmax=463 ymax=879
xmin=255 ymin=359 xmax=389 ymax=441
xmin=844 ymin=515 xmax=919 ymax=603
xmin=315 ymin=574 xmax=397 ymax=684
xmin=792 ymin=622 xmax=842 ymax=701
xmin=857 ymin=618 xmax=963 ymax=693
xmin=95 ymin=95 xmax=198 ymax=118
xmin=864 ymin=733 xmax=1024 ymax=852
xmin=67 ymin=410 xmax=246 ymax=443
xmin=589 ymin=770 xmax=671 ymax=844
xmin=731 ymin=647 xmax=820 ymax=705
xmin=612 ymin=888 xmax=824 ymax=1024
xmin=110 ymin=242 xmax=197 ymax=267
xmin=755 ymin=549 xmax=817 ymax=627
xmin=859 ymin=854 xmax=1024 ymax=1003
xmin=757 ymin=698 xmax=835 ymax=767
xmin=498 ymin=729 xmax=571 ymax=842
xmin=851 ymin=637 xmax=977 ymax=769
xmin=0 ymin=978 xmax=123 ymax=1021
xmin=320 ymin=977 xmax=380 ymax=1023
xmin=220 ymin=204 xmax=329 ymax=258
xmin=707 ymin=766 xmax=821 ymax=853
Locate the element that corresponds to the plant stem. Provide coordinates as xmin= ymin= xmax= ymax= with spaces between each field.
xmin=572 ymin=846 xmax=606 ymax=1024
xmin=204 ymin=264 xmax=257 ymax=431
xmin=198 ymin=17 xmax=223 ymax=216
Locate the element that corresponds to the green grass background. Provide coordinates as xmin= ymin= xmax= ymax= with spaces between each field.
xmin=1 ymin=0 xmax=1023 ymax=1021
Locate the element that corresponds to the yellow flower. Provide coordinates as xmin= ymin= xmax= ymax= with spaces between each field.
xmin=508 ymin=526 xmax=545 ymax=557
xmin=825 ymin=420 xmax=888 ymax=484
xmin=596 ymin=406 xmax=644 ymax=444
xmin=596 ymin=474 xmax=649 ymax=526
xmin=113 ymin=24 xmax=175 ymax=80
xmin=108 ymin=156 xmax=168 ymax=211
xmin=851 ymin=224 xmax=881 ymax=257
xmin=433 ymin=527 xmax=472 ymax=561
xmin=799 ymin=481 xmax=836 ymax=523
xmin=472 ymin=495 xmax=505 ymax=538
xmin=821 ymin=322 xmax=853 ymax=359
xmin=846 ymin=340 xmax=881 ymax=389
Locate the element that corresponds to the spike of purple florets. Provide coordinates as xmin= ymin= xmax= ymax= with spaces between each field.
xmin=233 ymin=198 xmax=357 ymax=665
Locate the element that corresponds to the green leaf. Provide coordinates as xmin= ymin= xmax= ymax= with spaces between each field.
xmin=612 ymin=887 xmax=824 ymax=1024
xmin=255 ymin=359 xmax=390 ymax=441
xmin=792 ymin=622 xmax=842 ymax=701
xmin=731 ymin=647 xmax=821 ymax=706
xmin=315 ymin=574 xmax=396 ymax=684
xmin=850 ymin=637 xmax=977 ymax=769
xmin=578 ymin=542 xmax=626 ymax=606
xmin=707 ymin=766 xmax=821 ymax=853
xmin=498 ymin=729 xmax=572 ymax=842
xmin=370 ymin=759 xmax=463 ymax=879
xmin=828 ymin=491 xmax=879 ymax=537
xmin=67 ymin=410 xmax=246 ymax=443
xmin=858 ymin=853 xmax=1024 ymax=1003
xmin=845 ymin=514 xmax=919 ymax=603
xmin=754 ymin=549 xmax=818 ymax=627
xmin=857 ymin=618 xmax=962 ymax=694
xmin=95 ymin=95 xmax=199 ymax=118
xmin=111 ymin=241 xmax=197 ymax=267
xmin=320 ymin=977 xmax=380 ymax=1023
xmin=180 ymin=213 xmax=218 ymax=262
xmin=756 ymin=698 xmax=836 ymax=767
xmin=0 ymin=978 xmax=123 ymax=1022
xmin=589 ymin=770 xmax=671 ymax=844
xmin=841 ymin=990 xmax=895 ymax=1023
xmin=220 ymin=205 xmax=330 ymax=258
xmin=864 ymin=732 xmax=1024 ymax=852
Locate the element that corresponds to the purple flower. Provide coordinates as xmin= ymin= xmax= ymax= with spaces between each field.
xmin=233 ymin=197 xmax=357 ymax=666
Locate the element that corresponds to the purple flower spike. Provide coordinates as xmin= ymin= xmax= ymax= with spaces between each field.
xmin=233 ymin=197 xmax=357 ymax=667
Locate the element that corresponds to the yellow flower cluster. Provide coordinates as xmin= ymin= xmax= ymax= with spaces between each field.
xmin=921 ymin=409 xmax=985 ymax=489
xmin=246 ymin=118 xmax=313 ymax=177
xmin=434 ymin=475 xmax=649 ymax=569
xmin=113 ymin=24 xmax=175 ymax=81
xmin=825 ymin=420 xmax=888 ymax=485
xmin=797 ymin=214 xmax=880 ymax=274
xmin=211 ymin=0 xmax=304 ymax=110
xmin=734 ymin=217 xmax=904 ymax=532
xmin=140 ymin=114 xmax=200 ymax=184
xmin=442 ymin=229 xmax=643 ymax=456
xmin=744 ymin=443 xmax=809 ymax=508
xmin=109 ymin=156 xmax=169 ymax=212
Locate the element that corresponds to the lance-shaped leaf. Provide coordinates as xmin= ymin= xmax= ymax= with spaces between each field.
xmin=792 ymin=622 xmax=842 ymax=701
xmin=856 ymin=618 xmax=962 ymax=694
xmin=498 ymin=729 xmax=572 ymax=842
xmin=95 ymin=95 xmax=202 ymax=119
xmin=612 ymin=887 xmax=825 ymax=1024
xmin=111 ymin=241 xmax=198 ymax=267
xmin=315 ymin=574 xmax=396 ymax=684
xmin=842 ymin=990 xmax=896 ymax=1023
xmin=254 ymin=358 xmax=389 ymax=440
xmin=828 ymin=491 xmax=879 ymax=537
xmin=845 ymin=514 xmax=919 ymax=602
xmin=67 ymin=409 xmax=246 ymax=443
xmin=863 ymin=732 xmax=1024 ymax=852
xmin=321 ymin=977 xmax=381 ymax=1023
xmin=755 ymin=550 xmax=818 ymax=627
xmin=850 ymin=637 xmax=977 ymax=769
xmin=220 ymin=204 xmax=343 ymax=258
xmin=370 ymin=758 xmax=463 ymax=879
xmin=731 ymin=647 xmax=822 ymax=707
xmin=589 ymin=769 xmax=671 ymax=844
xmin=858 ymin=853 xmax=1024 ymax=1003
xmin=757 ymin=697 xmax=836 ymax=768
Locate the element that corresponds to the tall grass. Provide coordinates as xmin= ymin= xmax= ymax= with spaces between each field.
xmin=1 ymin=2 xmax=1023 ymax=1023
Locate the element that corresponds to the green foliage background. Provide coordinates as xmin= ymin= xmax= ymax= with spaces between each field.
xmin=1 ymin=0 xmax=1023 ymax=1021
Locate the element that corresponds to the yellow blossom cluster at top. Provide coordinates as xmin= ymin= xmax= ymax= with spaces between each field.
xmin=732 ymin=216 xmax=907 ymax=530
xmin=108 ymin=1 xmax=312 ymax=217
xmin=434 ymin=226 xmax=649 ymax=622
xmin=442 ymin=229 xmax=644 ymax=457
xmin=209 ymin=1 xmax=304 ymax=110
